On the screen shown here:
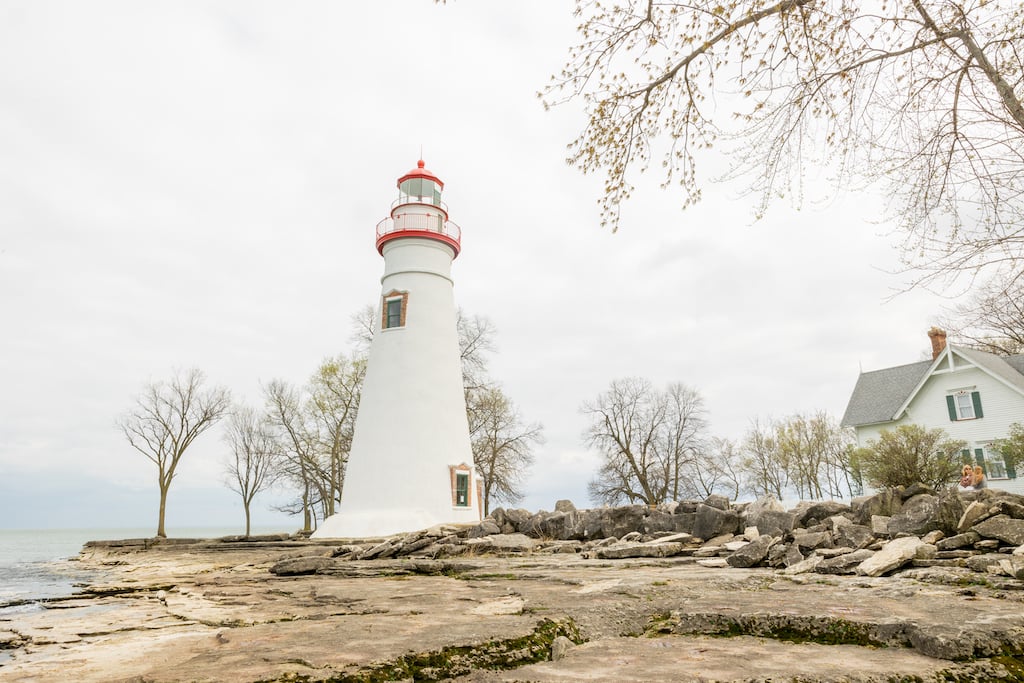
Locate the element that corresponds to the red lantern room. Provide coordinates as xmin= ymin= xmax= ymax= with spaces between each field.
xmin=375 ymin=159 xmax=462 ymax=258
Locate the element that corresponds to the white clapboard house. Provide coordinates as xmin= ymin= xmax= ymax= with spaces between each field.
xmin=841 ymin=329 xmax=1024 ymax=494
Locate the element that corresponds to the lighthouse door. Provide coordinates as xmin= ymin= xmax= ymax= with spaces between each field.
xmin=455 ymin=473 xmax=469 ymax=507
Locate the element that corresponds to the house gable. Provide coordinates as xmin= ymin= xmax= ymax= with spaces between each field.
xmin=894 ymin=346 xmax=1024 ymax=421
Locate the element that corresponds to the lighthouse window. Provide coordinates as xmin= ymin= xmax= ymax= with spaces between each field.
xmin=455 ymin=473 xmax=470 ymax=507
xmin=385 ymin=299 xmax=403 ymax=328
xmin=381 ymin=291 xmax=408 ymax=329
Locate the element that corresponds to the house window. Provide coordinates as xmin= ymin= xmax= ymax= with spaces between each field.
xmin=955 ymin=393 xmax=975 ymax=419
xmin=455 ymin=473 xmax=469 ymax=507
xmin=962 ymin=446 xmax=1012 ymax=480
xmin=381 ymin=290 xmax=408 ymax=329
xmin=946 ymin=391 xmax=983 ymax=421
xmin=982 ymin=446 xmax=1008 ymax=479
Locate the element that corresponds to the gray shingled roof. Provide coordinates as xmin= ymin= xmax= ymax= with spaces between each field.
xmin=957 ymin=348 xmax=1024 ymax=395
xmin=1005 ymin=354 xmax=1024 ymax=375
xmin=841 ymin=349 xmax=1024 ymax=428
xmin=840 ymin=360 xmax=931 ymax=427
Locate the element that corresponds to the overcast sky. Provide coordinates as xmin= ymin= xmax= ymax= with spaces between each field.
xmin=0 ymin=1 xmax=954 ymax=532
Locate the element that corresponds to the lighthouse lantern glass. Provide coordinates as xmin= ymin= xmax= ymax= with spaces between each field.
xmin=399 ymin=177 xmax=442 ymax=207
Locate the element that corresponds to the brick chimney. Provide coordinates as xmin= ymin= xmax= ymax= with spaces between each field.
xmin=928 ymin=327 xmax=947 ymax=360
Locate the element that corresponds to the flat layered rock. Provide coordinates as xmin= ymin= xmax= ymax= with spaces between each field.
xmin=5 ymin=530 xmax=1024 ymax=682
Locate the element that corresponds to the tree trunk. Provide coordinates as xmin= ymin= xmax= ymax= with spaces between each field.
xmin=244 ymin=504 xmax=251 ymax=537
xmin=157 ymin=485 xmax=168 ymax=538
xmin=302 ymin=487 xmax=312 ymax=532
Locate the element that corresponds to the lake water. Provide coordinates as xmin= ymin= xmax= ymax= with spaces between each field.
xmin=0 ymin=527 xmax=289 ymax=611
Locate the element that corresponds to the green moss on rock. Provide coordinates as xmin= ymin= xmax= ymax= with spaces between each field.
xmin=262 ymin=618 xmax=584 ymax=683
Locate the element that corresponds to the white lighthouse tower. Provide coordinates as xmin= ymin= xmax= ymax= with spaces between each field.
xmin=313 ymin=160 xmax=480 ymax=539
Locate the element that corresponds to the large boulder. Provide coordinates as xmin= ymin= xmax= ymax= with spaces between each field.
xmin=794 ymin=501 xmax=851 ymax=527
xmin=990 ymin=499 xmax=1024 ymax=520
xmin=887 ymin=492 xmax=964 ymax=537
xmin=755 ymin=511 xmax=796 ymax=537
xmin=532 ymin=510 xmax=587 ymax=540
xmin=503 ymin=508 xmax=534 ymax=534
xmin=856 ymin=536 xmax=928 ymax=577
xmin=703 ymin=494 xmax=732 ymax=511
xmin=935 ymin=531 xmax=981 ymax=550
xmin=643 ymin=509 xmax=682 ymax=534
xmin=743 ymin=495 xmax=783 ymax=524
xmin=554 ymin=499 xmax=577 ymax=513
xmin=595 ymin=542 xmax=685 ymax=559
xmin=957 ymin=501 xmax=994 ymax=533
xmin=672 ymin=511 xmax=696 ymax=535
xmin=599 ymin=505 xmax=648 ymax=539
xmin=270 ymin=556 xmax=331 ymax=576
xmin=726 ymin=535 xmax=776 ymax=568
xmin=464 ymin=533 xmax=537 ymax=553
xmin=851 ymin=489 xmax=904 ymax=525
xmin=468 ymin=519 xmax=501 ymax=538
xmin=793 ymin=530 xmax=833 ymax=551
xmin=815 ymin=549 xmax=875 ymax=575
xmin=833 ymin=523 xmax=876 ymax=550
xmin=744 ymin=497 xmax=794 ymax=537
xmin=972 ymin=515 xmax=1024 ymax=546
xmin=692 ymin=503 xmax=741 ymax=541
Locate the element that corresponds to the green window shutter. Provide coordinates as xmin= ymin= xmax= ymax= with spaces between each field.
xmin=971 ymin=391 xmax=984 ymax=418
xmin=961 ymin=449 xmax=972 ymax=464
xmin=946 ymin=395 xmax=958 ymax=421
xmin=1007 ymin=459 xmax=1017 ymax=479
xmin=975 ymin=448 xmax=985 ymax=470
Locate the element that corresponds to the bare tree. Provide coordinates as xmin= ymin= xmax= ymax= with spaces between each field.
xmin=263 ymin=379 xmax=319 ymax=532
xmin=687 ymin=437 xmax=743 ymax=500
xmin=659 ymin=382 xmax=708 ymax=500
xmin=738 ymin=413 xmax=858 ymax=499
xmin=349 ymin=304 xmax=377 ymax=354
xmin=583 ymin=378 xmax=709 ymax=505
xmin=739 ymin=418 xmax=789 ymax=499
xmin=774 ymin=412 xmax=857 ymax=499
xmin=224 ymin=404 xmax=279 ymax=536
xmin=118 ymin=368 xmax=230 ymax=538
xmin=469 ymin=385 xmax=543 ymax=515
xmin=306 ymin=354 xmax=365 ymax=517
xmin=544 ymin=1 xmax=1024 ymax=288
xmin=939 ymin=276 xmax=1024 ymax=355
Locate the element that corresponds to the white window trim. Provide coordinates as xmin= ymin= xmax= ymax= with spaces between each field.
xmin=954 ymin=392 xmax=975 ymax=420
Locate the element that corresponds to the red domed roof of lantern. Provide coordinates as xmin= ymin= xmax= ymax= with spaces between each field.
xmin=397 ymin=159 xmax=444 ymax=189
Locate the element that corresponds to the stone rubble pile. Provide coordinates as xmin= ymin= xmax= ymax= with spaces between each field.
xmin=272 ymin=486 xmax=1024 ymax=583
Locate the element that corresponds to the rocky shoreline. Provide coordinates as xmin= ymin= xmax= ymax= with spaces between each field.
xmin=2 ymin=486 xmax=1024 ymax=681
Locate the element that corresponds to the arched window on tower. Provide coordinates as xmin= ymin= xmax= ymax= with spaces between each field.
xmin=381 ymin=290 xmax=409 ymax=329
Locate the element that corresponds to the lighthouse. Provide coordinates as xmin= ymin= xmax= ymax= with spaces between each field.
xmin=313 ymin=160 xmax=481 ymax=538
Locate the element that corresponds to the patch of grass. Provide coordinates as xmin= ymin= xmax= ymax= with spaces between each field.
xmin=639 ymin=611 xmax=887 ymax=648
xmin=992 ymin=655 xmax=1024 ymax=681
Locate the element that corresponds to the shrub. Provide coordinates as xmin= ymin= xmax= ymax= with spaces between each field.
xmin=854 ymin=424 xmax=965 ymax=490
xmin=993 ymin=422 xmax=1024 ymax=477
